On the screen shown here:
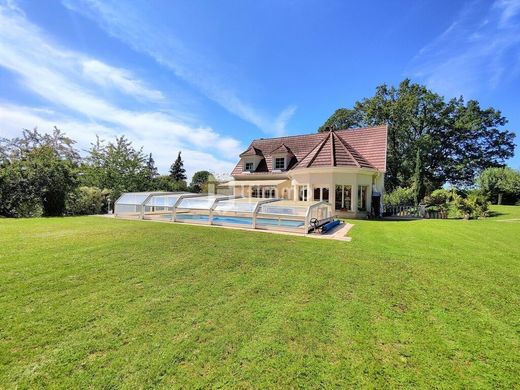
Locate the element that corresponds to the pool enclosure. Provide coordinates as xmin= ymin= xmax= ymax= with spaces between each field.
xmin=114 ymin=192 xmax=332 ymax=233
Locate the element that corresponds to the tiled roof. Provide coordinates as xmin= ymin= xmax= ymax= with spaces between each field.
xmin=232 ymin=125 xmax=387 ymax=176
xmin=239 ymin=145 xmax=263 ymax=157
xmin=270 ymin=143 xmax=293 ymax=155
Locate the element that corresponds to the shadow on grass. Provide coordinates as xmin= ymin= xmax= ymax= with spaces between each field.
xmin=341 ymin=217 xmax=420 ymax=223
xmin=345 ymin=217 xmax=463 ymax=223
xmin=486 ymin=211 xmax=506 ymax=218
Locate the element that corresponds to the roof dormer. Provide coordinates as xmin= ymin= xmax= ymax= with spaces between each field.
xmin=239 ymin=146 xmax=263 ymax=158
xmin=269 ymin=143 xmax=294 ymax=171
xmin=239 ymin=146 xmax=264 ymax=172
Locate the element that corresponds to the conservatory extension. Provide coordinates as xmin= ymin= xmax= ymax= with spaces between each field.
xmin=114 ymin=192 xmax=332 ymax=234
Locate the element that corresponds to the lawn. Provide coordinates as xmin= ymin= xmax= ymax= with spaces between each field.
xmin=1 ymin=206 xmax=519 ymax=388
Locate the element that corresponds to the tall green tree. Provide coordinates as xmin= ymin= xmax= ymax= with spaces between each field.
xmin=169 ymin=151 xmax=187 ymax=182
xmin=82 ymin=136 xmax=150 ymax=204
xmin=146 ymin=153 xmax=159 ymax=181
xmin=412 ymin=148 xmax=424 ymax=205
xmin=146 ymin=153 xmax=159 ymax=189
xmin=318 ymin=79 xmax=515 ymax=191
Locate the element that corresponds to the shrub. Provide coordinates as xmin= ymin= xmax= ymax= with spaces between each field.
xmin=65 ymin=186 xmax=110 ymax=215
xmin=451 ymin=191 xmax=488 ymax=219
xmin=423 ymin=189 xmax=452 ymax=211
xmin=384 ymin=186 xmax=415 ymax=206
xmin=151 ymin=175 xmax=188 ymax=192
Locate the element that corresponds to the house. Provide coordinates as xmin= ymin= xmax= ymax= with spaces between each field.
xmin=227 ymin=125 xmax=388 ymax=217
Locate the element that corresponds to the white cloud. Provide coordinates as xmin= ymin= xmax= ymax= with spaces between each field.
xmin=496 ymin=0 xmax=520 ymax=26
xmin=62 ymin=0 xmax=297 ymax=134
xmin=0 ymin=103 xmax=237 ymax=177
xmin=0 ymin=1 xmax=243 ymax=178
xmin=82 ymin=59 xmax=164 ymax=102
xmin=406 ymin=0 xmax=520 ymax=97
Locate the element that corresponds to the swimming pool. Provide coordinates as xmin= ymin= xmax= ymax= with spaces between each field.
xmin=174 ymin=214 xmax=304 ymax=228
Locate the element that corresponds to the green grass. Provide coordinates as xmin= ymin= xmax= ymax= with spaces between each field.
xmin=1 ymin=206 xmax=519 ymax=389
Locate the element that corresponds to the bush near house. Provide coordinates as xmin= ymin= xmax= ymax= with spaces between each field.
xmin=383 ymin=186 xmax=415 ymax=206
xmin=422 ymin=188 xmax=489 ymax=219
xmin=65 ymin=186 xmax=111 ymax=215
xmin=451 ymin=191 xmax=489 ymax=219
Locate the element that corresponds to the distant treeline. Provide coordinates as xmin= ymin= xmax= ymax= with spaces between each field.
xmin=0 ymin=128 xmax=211 ymax=217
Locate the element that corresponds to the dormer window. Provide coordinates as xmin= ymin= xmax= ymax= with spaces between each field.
xmin=245 ymin=161 xmax=254 ymax=171
xmin=274 ymin=157 xmax=285 ymax=170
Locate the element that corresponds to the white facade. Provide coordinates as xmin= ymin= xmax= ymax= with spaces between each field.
xmin=229 ymin=167 xmax=384 ymax=218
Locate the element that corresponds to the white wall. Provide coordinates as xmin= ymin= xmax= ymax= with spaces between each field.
xmin=290 ymin=168 xmax=382 ymax=215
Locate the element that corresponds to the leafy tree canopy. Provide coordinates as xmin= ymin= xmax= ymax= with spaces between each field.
xmin=0 ymin=128 xmax=78 ymax=216
xmin=319 ymin=79 xmax=515 ymax=192
xmin=151 ymin=175 xmax=188 ymax=192
xmin=190 ymin=170 xmax=211 ymax=193
xmin=476 ymin=167 xmax=520 ymax=204
xmin=81 ymin=135 xmax=150 ymax=204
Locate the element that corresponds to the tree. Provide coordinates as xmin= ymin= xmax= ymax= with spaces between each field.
xmin=412 ymin=148 xmax=424 ymax=205
xmin=0 ymin=126 xmax=80 ymax=163
xmin=0 ymin=128 xmax=78 ymax=217
xmin=146 ymin=153 xmax=159 ymax=181
xmin=65 ymin=186 xmax=110 ymax=215
xmin=190 ymin=170 xmax=211 ymax=193
xmin=318 ymin=79 xmax=515 ymax=192
xmin=318 ymin=108 xmax=363 ymax=132
xmin=169 ymin=151 xmax=187 ymax=182
xmin=151 ymin=175 xmax=188 ymax=192
xmin=82 ymin=136 xmax=150 ymax=206
xmin=476 ymin=167 xmax=520 ymax=204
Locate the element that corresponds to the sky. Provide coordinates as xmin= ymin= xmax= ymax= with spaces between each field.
xmin=1 ymin=0 xmax=519 ymax=180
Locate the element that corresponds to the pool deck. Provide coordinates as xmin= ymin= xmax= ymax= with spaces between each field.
xmin=98 ymin=214 xmax=353 ymax=242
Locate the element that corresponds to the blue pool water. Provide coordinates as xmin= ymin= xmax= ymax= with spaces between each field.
xmin=173 ymin=214 xmax=304 ymax=228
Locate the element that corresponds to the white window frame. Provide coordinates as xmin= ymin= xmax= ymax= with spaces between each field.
xmin=245 ymin=161 xmax=254 ymax=171
xmin=299 ymin=185 xmax=308 ymax=201
xmin=358 ymin=185 xmax=368 ymax=211
xmin=274 ymin=157 xmax=285 ymax=170
xmin=335 ymin=184 xmax=352 ymax=210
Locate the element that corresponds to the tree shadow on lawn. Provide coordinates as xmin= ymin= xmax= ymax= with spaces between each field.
xmin=348 ymin=217 xmax=466 ymax=223
xmin=341 ymin=217 xmax=419 ymax=223
xmin=486 ymin=211 xmax=506 ymax=218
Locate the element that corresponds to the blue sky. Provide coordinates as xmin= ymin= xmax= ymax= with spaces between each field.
xmin=1 ymin=0 xmax=519 ymax=179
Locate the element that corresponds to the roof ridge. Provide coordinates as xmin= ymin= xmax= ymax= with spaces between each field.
xmin=305 ymin=134 xmax=330 ymax=168
xmin=334 ymin=124 xmax=388 ymax=133
xmin=330 ymin=131 xmax=335 ymax=166
xmin=332 ymin=132 xmax=360 ymax=168
xmin=295 ymin=133 xmax=330 ymax=168
xmin=239 ymin=145 xmax=264 ymax=157
xmin=270 ymin=142 xmax=293 ymax=154
xmin=249 ymin=125 xmax=387 ymax=143
xmin=334 ymin=132 xmax=375 ymax=168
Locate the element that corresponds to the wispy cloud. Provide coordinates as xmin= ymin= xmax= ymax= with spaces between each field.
xmin=0 ymin=1 xmax=242 ymax=177
xmin=407 ymin=0 xmax=520 ymax=97
xmin=0 ymin=104 xmax=238 ymax=176
xmin=81 ymin=60 xmax=165 ymax=102
xmin=62 ymin=0 xmax=297 ymax=134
